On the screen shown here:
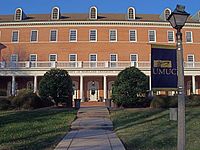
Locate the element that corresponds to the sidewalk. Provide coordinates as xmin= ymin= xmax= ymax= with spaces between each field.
xmin=55 ymin=106 xmax=126 ymax=150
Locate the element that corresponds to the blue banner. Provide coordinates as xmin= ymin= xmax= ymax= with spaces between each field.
xmin=151 ymin=45 xmax=177 ymax=90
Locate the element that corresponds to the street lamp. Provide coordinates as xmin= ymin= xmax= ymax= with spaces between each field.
xmin=167 ymin=5 xmax=190 ymax=150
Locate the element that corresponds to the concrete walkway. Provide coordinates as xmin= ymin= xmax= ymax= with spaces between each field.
xmin=55 ymin=106 xmax=126 ymax=150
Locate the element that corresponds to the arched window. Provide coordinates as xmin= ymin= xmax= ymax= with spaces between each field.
xmin=128 ymin=7 xmax=135 ymax=20
xmin=15 ymin=8 xmax=22 ymax=21
xmin=51 ymin=7 xmax=60 ymax=20
xmin=90 ymin=6 xmax=97 ymax=20
xmin=164 ymin=8 xmax=171 ymax=21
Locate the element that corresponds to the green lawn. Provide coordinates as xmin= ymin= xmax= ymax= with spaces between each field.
xmin=111 ymin=107 xmax=200 ymax=150
xmin=0 ymin=108 xmax=77 ymax=150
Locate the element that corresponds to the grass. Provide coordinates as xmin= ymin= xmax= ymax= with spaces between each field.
xmin=111 ymin=107 xmax=200 ymax=150
xmin=0 ymin=108 xmax=77 ymax=150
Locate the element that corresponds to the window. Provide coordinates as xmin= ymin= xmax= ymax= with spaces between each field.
xmin=90 ymin=6 xmax=97 ymax=19
xmin=148 ymin=30 xmax=156 ymax=42
xmin=10 ymin=54 xmax=18 ymax=62
xmin=164 ymin=9 xmax=171 ymax=20
xmin=50 ymin=30 xmax=57 ymax=42
xmin=129 ymin=30 xmax=137 ymax=42
xmin=187 ymin=54 xmax=194 ymax=67
xmin=69 ymin=54 xmax=77 ymax=67
xmin=130 ymin=54 xmax=138 ymax=67
xmin=128 ymin=7 xmax=135 ymax=20
xmin=12 ymin=31 xmax=19 ymax=42
xmin=109 ymin=30 xmax=117 ymax=42
xmin=167 ymin=31 xmax=174 ymax=42
xmin=89 ymin=29 xmax=97 ymax=42
xmin=30 ymin=30 xmax=38 ymax=42
xmin=110 ymin=54 xmax=118 ymax=67
xmin=89 ymin=54 xmax=97 ymax=67
xmin=69 ymin=29 xmax=77 ymax=42
xmin=51 ymin=7 xmax=60 ymax=20
xmin=15 ymin=8 xmax=22 ymax=21
xmin=30 ymin=54 xmax=37 ymax=67
xmin=186 ymin=31 xmax=193 ymax=43
xmin=49 ymin=54 xmax=57 ymax=61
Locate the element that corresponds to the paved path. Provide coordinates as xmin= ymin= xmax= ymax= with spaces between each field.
xmin=55 ymin=106 xmax=126 ymax=150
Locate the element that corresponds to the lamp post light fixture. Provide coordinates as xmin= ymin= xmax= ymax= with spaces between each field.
xmin=167 ymin=5 xmax=190 ymax=150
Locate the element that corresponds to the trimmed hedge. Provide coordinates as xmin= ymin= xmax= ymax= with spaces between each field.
xmin=150 ymin=96 xmax=178 ymax=108
xmin=0 ymin=98 xmax=12 ymax=110
xmin=186 ymin=95 xmax=200 ymax=107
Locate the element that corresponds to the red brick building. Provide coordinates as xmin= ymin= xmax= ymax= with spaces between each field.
xmin=0 ymin=6 xmax=200 ymax=101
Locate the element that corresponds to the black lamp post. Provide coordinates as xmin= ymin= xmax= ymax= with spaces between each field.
xmin=167 ymin=5 xmax=190 ymax=150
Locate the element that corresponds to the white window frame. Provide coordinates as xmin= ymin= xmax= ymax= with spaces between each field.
xmin=167 ymin=30 xmax=175 ymax=43
xmin=127 ymin=7 xmax=135 ymax=20
xmin=187 ymin=54 xmax=195 ymax=67
xmin=130 ymin=54 xmax=138 ymax=67
xmin=49 ymin=54 xmax=57 ymax=61
xmin=89 ymin=29 xmax=97 ymax=42
xmin=89 ymin=6 xmax=97 ymax=20
xmin=11 ymin=30 xmax=19 ymax=43
xmin=29 ymin=54 xmax=37 ymax=67
xmin=10 ymin=54 xmax=18 ymax=62
xmin=30 ymin=30 xmax=38 ymax=42
xmin=89 ymin=54 xmax=97 ymax=68
xmin=110 ymin=54 xmax=118 ymax=68
xmin=69 ymin=29 xmax=77 ymax=42
xmin=148 ymin=30 xmax=156 ymax=43
xmin=49 ymin=29 xmax=58 ymax=42
xmin=29 ymin=54 xmax=37 ymax=62
xmin=69 ymin=54 xmax=77 ymax=62
xmin=129 ymin=30 xmax=137 ymax=42
xmin=14 ymin=8 xmax=22 ymax=21
xmin=186 ymin=31 xmax=193 ymax=43
xmin=109 ymin=29 xmax=117 ymax=42
xmin=69 ymin=54 xmax=77 ymax=67
xmin=51 ymin=7 xmax=60 ymax=20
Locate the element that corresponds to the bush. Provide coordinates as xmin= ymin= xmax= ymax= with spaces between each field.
xmin=112 ymin=67 xmax=148 ymax=107
xmin=186 ymin=95 xmax=200 ymax=107
xmin=11 ymin=89 xmax=45 ymax=109
xmin=39 ymin=69 xmax=73 ymax=107
xmin=150 ymin=96 xmax=178 ymax=108
xmin=0 ymin=89 xmax=7 ymax=96
xmin=0 ymin=98 xmax=12 ymax=110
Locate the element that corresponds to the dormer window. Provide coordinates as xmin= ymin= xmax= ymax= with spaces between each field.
xmin=89 ymin=6 xmax=97 ymax=20
xmin=164 ymin=8 xmax=171 ymax=21
xmin=15 ymin=8 xmax=22 ymax=21
xmin=51 ymin=7 xmax=60 ymax=20
xmin=128 ymin=7 xmax=135 ymax=20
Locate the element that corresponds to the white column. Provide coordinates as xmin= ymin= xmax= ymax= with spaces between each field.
xmin=34 ymin=76 xmax=37 ymax=93
xmin=11 ymin=76 xmax=15 ymax=96
xmin=192 ymin=75 xmax=196 ymax=94
xmin=149 ymin=75 xmax=152 ymax=91
xmin=104 ymin=76 xmax=107 ymax=100
xmin=80 ymin=76 xmax=83 ymax=101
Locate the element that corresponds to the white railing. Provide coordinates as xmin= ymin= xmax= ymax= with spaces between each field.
xmin=1 ymin=61 xmax=200 ymax=70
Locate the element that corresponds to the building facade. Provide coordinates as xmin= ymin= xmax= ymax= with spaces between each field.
xmin=0 ymin=6 xmax=200 ymax=101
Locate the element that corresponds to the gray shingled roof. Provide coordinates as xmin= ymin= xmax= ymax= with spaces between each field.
xmin=0 ymin=13 xmax=196 ymax=23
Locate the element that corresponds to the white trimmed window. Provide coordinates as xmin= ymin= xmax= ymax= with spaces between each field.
xmin=49 ymin=54 xmax=57 ymax=61
xmin=29 ymin=54 xmax=37 ymax=67
xmin=69 ymin=54 xmax=77 ymax=67
xmin=30 ymin=30 xmax=38 ymax=42
xmin=51 ymin=7 xmax=60 ymax=20
xmin=89 ymin=54 xmax=97 ymax=67
xmin=186 ymin=31 xmax=193 ymax=43
xmin=109 ymin=30 xmax=117 ymax=42
xmin=110 ymin=54 xmax=118 ymax=67
xmin=10 ymin=54 xmax=18 ymax=62
xmin=164 ymin=9 xmax=171 ymax=21
xmin=12 ymin=31 xmax=19 ymax=42
xmin=69 ymin=29 xmax=77 ymax=42
xmin=89 ymin=29 xmax=97 ymax=42
xmin=129 ymin=30 xmax=137 ymax=42
xmin=15 ymin=8 xmax=22 ymax=21
xmin=187 ymin=54 xmax=195 ymax=67
xmin=148 ymin=30 xmax=156 ymax=42
xmin=50 ymin=30 xmax=57 ymax=42
xmin=128 ymin=7 xmax=135 ymax=20
xmin=167 ymin=31 xmax=174 ymax=43
xmin=130 ymin=54 xmax=138 ymax=67
xmin=90 ymin=6 xmax=97 ymax=20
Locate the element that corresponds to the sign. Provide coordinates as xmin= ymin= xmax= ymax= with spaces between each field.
xmin=151 ymin=45 xmax=177 ymax=90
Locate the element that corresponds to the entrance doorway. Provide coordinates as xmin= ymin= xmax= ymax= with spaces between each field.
xmin=87 ymin=81 xmax=99 ymax=101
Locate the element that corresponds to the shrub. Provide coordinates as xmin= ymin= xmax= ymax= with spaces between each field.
xmin=186 ymin=95 xmax=200 ymax=107
xmin=150 ymin=96 xmax=178 ymax=108
xmin=0 ymin=89 xmax=7 ymax=96
xmin=39 ymin=69 xmax=73 ymax=107
xmin=0 ymin=98 xmax=12 ymax=110
xmin=11 ymin=89 xmax=45 ymax=109
xmin=112 ymin=67 xmax=148 ymax=107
